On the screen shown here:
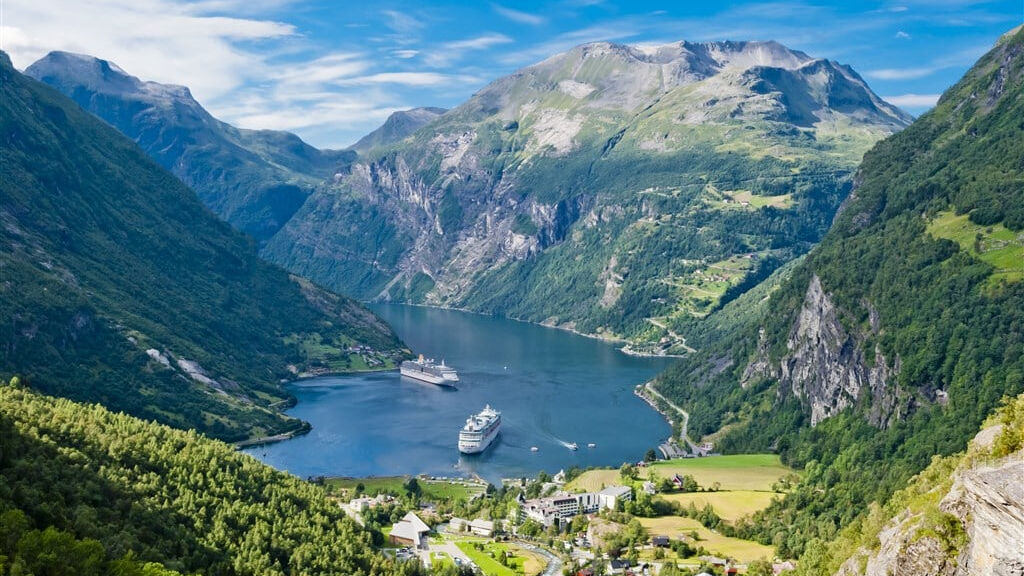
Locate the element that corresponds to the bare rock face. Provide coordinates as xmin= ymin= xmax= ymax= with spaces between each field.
xmin=837 ymin=516 xmax=958 ymax=576
xmin=744 ymin=274 xmax=903 ymax=426
xmin=941 ymin=459 xmax=1024 ymax=576
xmin=835 ymin=426 xmax=1024 ymax=576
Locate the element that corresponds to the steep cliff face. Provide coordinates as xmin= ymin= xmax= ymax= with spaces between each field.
xmin=941 ymin=455 xmax=1024 ymax=575
xmin=743 ymin=275 xmax=904 ymax=426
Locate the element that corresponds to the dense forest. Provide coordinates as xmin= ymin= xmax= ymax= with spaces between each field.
xmin=656 ymin=27 xmax=1024 ymax=557
xmin=0 ymin=52 xmax=408 ymax=442
xmin=0 ymin=381 xmax=428 ymax=576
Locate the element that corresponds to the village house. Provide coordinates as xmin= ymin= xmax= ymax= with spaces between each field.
xmin=388 ymin=512 xmax=430 ymax=549
xmin=449 ymin=517 xmax=469 ymax=533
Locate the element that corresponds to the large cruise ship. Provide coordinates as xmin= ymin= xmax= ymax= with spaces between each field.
xmin=458 ymin=405 xmax=501 ymax=454
xmin=400 ymin=354 xmax=459 ymax=386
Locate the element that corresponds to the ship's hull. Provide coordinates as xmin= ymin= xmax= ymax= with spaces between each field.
xmin=400 ymin=366 xmax=455 ymax=386
xmin=458 ymin=425 xmax=500 ymax=454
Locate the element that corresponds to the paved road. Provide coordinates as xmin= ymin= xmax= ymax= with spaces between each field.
xmin=645 ymin=381 xmax=690 ymax=441
xmin=514 ymin=541 xmax=562 ymax=576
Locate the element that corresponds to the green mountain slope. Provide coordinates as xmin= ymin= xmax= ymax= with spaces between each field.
xmin=26 ymin=51 xmax=355 ymax=241
xmin=0 ymin=382 xmax=424 ymax=576
xmin=654 ymin=27 xmax=1024 ymax=558
xmin=263 ymin=40 xmax=910 ymax=352
xmin=0 ymin=52 xmax=406 ymax=442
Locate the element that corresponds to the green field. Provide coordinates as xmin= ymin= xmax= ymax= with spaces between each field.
xmin=326 ymin=476 xmax=485 ymax=501
xmin=661 ymin=491 xmax=778 ymax=522
xmin=568 ymin=455 xmax=793 ymax=493
xmin=927 ymin=210 xmax=1024 ymax=284
xmin=636 ymin=516 xmax=774 ymax=563
xmin=649 ymin=454 xmax=793 ymax=491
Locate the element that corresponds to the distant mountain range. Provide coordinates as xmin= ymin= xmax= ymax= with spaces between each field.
xmin=1 ymin=52 xmax=407 ymax=442
xmin=26 ymin=51 xmax=355 ymax=241
xmin=262 ymin=39 xmax=911 ymax=352
xmin=28 ymin=43 xmax=914 ymax=353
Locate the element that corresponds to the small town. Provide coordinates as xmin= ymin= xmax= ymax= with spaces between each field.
xmin=330 ymin=453 xmax=800 ymax=576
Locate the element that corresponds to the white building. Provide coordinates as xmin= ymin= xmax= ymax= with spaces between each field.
xmin=598 ymin=485 xmax=632 ymax=510
xmin=520 ymin=486 xmax=632 ymax=526
xmin=470 ymin=519 xmax=494 ymax=537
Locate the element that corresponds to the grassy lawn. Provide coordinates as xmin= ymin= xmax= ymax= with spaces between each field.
xmin=636 ymin=516 xmax=774 ymax=563
xmin=431 ymin=552 xmax=455 ymax=570
xmin=927 ymin=210 xmax=1024 ymax=285
xmin=456 ymin=541 xmax=519 ymax=576
xmin=565 ymin=469 xmax=622 ymax=492
xmin=661 ymin=491 xmax=778 ymax=522
xmin=326 ymin=476 xmax=485 ymax=501
xmin=649 ymin=454 xmax=793 ymax=491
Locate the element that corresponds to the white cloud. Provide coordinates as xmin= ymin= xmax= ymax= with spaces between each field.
xmin=2 ymin=0 xmax=294 ymax=102
xmin=381 ymin=9 xmax=424 ymax=34
xmin=491 ymin=4 xmax=546 ymax=26
xmin=393 ymin=49 xmax=420 ymax=59
xmin=884 ymin=93 xmax=940 ymax=107
xmin=338 ymin=72 xmax=481 ymax=86
xmin=895 ymin=30 xmax=911 ymax=38
xmin=866 ymin=66 xmax=938 ymax=79
xmin=445 ymin=33 xmax=513 ymax=51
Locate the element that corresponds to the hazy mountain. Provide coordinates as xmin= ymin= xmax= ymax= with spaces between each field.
xmin=350 ymin=106 xmax=448 ymax=153
xmin=653 ymin=27 xmax=1023 ymax=559
xmin=1 ymin=52 xmax=407 ymax=442
xmin=264 ymin=39 xmax=912 ymax=352
xmin=26 ymin=51 xmax=355 ymax=241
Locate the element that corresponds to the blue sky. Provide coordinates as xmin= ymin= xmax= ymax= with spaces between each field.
xmin=3 ymin=0 xmax=1021 ymax=147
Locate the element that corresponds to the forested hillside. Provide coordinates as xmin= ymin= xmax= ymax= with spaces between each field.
xmin=654 ymin=26 xmax=1024 ymax=557
xmin=0 ymin=52 xmax=407 ymax=442
xmin=0 ymin=382 xmax=425 ymax=576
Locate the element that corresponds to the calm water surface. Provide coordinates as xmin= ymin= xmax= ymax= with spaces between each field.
xmin=245 ymin=305 xmax=674 ymax=483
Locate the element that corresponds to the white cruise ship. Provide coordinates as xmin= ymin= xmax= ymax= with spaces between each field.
xmin=458 ymin=405 xmax=501 ymax=454
xmin=400 ymin=354 xmax=459 ymax=386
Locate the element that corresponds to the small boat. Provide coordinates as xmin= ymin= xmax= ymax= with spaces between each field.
xmin=530 ymin=446 xmax=539 ymax=452
xmin=587 ymin=443 xmax=596 ymax=448
xmin=568 ymin=442 xmax=578 ymax=451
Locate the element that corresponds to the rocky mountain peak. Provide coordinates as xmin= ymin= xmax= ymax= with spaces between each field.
xmin=26 ymin=51 xmax=194 ymax=103
xmin=350 ymin=106 xmax=448 ymax=153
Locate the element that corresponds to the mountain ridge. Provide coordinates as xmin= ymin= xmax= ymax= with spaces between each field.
xmin=26 ymin=50 xmax=355 ymax=241
xmin=350 ymin=106 xmax=448 ymax=153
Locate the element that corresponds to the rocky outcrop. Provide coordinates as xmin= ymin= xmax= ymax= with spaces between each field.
xmin=941 ymin=458 xmax=1024 ymax=575
xmin=743 ymin=275 xmax=905 ymax=426
xmin=836 ymin=426 xmax=1024 ymax=576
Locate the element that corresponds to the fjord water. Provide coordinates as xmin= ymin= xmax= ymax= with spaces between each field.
xmin=245 ymin=305 xmax=674 ymax=483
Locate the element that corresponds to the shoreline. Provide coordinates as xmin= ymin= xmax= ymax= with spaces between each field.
xmin=371 ymin=300 xmax=686 ymax=359
xmin=235 ymin=423 xmax=311 ymax=448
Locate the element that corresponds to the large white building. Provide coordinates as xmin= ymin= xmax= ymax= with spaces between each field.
xmin=519 ymin=486 xmax=632 ymax=527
